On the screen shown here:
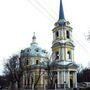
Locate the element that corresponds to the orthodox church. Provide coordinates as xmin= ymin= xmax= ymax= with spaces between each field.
xmin=20 ymin=0 xmax=78 ymax=89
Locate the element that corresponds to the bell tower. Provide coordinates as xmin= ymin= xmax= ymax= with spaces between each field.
xmin=52 ymin=0 xmax=74 ymax=62
xmin=51 ymin=0 xmax=78 ymax=88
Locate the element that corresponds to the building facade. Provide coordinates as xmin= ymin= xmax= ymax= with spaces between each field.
xmin=20 ymin=33 xmax=48 ymax=89
xmin=20 ymin=0 xmax=78 ymax=89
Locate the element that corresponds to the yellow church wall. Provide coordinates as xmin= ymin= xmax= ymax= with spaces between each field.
xmin=32 ymin=68 xmax=45 ymax=85
xmin=52 ymin=46 xmax=73 ymax=52
xmin=67 ymin=47 xmax=74 ymax=60
xmin=52 ymin=47 xmax=60 ymax=52
xmin=52 ymin=45 xmax=74 ymax=61
xmin=67 ymin=47 xmax=72 ymax=51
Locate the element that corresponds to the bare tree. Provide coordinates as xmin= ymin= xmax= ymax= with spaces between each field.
xmin=77 ymin=68 xmax=90 ymax=82
xmin=33 ymin=67 xmax=42 ymax=89
xmin=4 ymin=55 xmax=23 ymax=90
xmin=42 ymin=53 xmax=57 ymax=89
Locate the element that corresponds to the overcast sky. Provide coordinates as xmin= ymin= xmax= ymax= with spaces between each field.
xmin=0 ymin=0 xmax=90 ymax=74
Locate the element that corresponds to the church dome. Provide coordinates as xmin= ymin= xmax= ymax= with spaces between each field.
xmin=20 ymin=33 xmax=47 ymax=58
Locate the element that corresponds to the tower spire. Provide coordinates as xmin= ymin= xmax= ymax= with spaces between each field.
xmin=59 ymin=0 xmax=65 ymax=20
xmin=55 ymin=0 xmax=66 ymax=26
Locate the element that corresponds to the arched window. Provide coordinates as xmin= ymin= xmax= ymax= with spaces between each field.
xmin=56 ymin=31 xmax=59 ymax=38
xmin=26 ymin=60 xmax=28 ymax=65
xmin=67 ymin=51 xmax=71 ymax=59
xmin=66 ymin=31 xmax=70 ymax=39
xmin=55 ymin=51 xmax=59 ymax=60
xmin=36 ymin=60 xmax=39 ymax=64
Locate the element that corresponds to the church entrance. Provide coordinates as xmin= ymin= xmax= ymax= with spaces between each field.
xmin=70 ymin=78 xmax=73 ymax=88
xmin=70 ymin=71 xmax=73 ymax=88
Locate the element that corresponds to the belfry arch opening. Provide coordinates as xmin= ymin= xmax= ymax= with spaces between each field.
xmin=66 ymin=31 xmax=70 ymax=39
xmin=56 ymin=31 xmax=59 ymax=38
xmin=36 ymin=60 xmax=39 ymax=64
xmin=67 ymin=51 xmax=71 ymax=59
xmin=55 ymin=51 xmax=59 ymax=60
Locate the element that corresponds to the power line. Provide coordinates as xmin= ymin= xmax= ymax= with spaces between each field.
xmin=42 ymin=0 xmax=90 ymax=54
xmin=27 ymin=0 xmax=53 ymax=22
xmin=72 ymin=35 xmax=90 ymax=53
xmin=74 ymin=38 xmax=89 ymax=53
xmin=32 ymin=0 xmax=56 ymax=21
xmin=27 ymin=0 xmax=90 ymax=55
xmin=38 ymin=0 xmax=58 ymax=19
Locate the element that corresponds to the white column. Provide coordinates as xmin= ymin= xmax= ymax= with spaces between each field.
xmin=75 ymin=72 xmax=77 ymax=88
xmin=67 ymin=71 xmax=70 ymax=88
xmin=53 ymin=32 xmax=55 ymax=41
xmin=33 ymin=72 xmax=35 ymax=85
xmin=63 ymin=29 xmax=65 ymax=39
xmin=70 ymin=31 xmax=72 ymax=39
xmin=65 ymin=30 xmax=66 ymax=39
xmin=63 ymin=71 xmax=65 ymax=82
xmin=59 ymin=48 xmax=61 ymax=60
xmin=66 ymin=48 xmax=67 ymax=60
xmin=61 ymin=71 xmax=65 ymax=84
xmin=60 ymin=71 xmax=64 ymax=84
xmin=57 ymin=71 xmax=60 ymax=85
xmin=61 ymin=48 xmax=62 ymax=60
xmin=41 ymin=71 xmax=43 ymax=85
xmin=73 ymin=72 xmax=77 ymax=88
xmin=61 ymin=29 xmax=63 ymax=39
xmin=63 ymin=70 xmax=66 ymax=89
xmin=62 ymin=48 xmax=64 ymax=60
xmin=64 ymin=47 xmax=66 ymax=60
xmin=60 ymin=30 xmax=62 ymax=39
xmin=62 ymin=27 xmax=64 ymax=39
xmin=41 ymin=75 xmax=44 ymax=89
xmin=72 ymin=50 xmax=74 ymax=61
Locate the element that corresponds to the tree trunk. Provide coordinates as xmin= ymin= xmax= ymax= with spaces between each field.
xmin=17 ymin=81 xmax=21 ymax=90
